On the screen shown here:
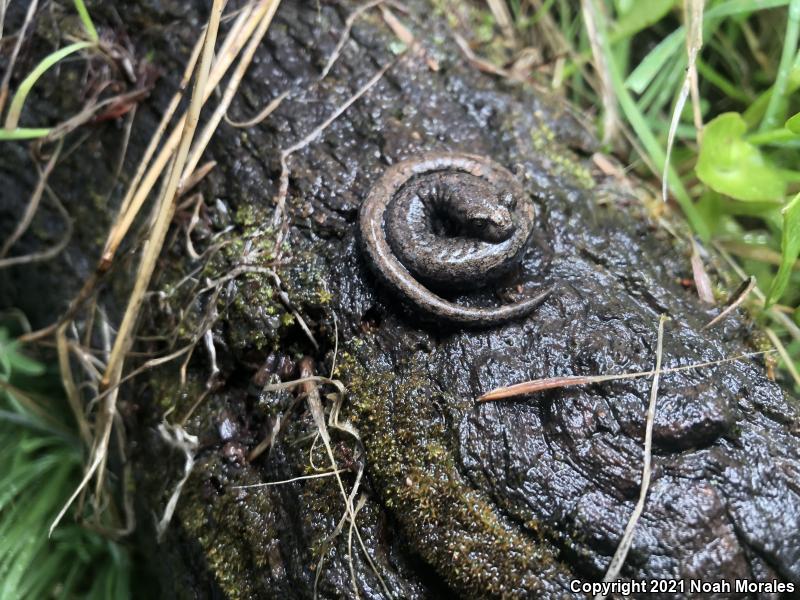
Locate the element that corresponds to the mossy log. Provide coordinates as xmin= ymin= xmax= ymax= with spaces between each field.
xmin=1 ymin=1 xmax=799 ymax=599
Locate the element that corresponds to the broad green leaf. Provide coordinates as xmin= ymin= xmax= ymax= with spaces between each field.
xmin=786 ymin=111 xmax=800 ymax=134
xmin=696 ymin=112 xmax=788 ymax=202
xmin=766 ymin=192 xmax=800 ymax=306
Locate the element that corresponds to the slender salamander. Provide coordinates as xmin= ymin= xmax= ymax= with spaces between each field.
xmin=359 ymin=153 xmax=551 ymax=326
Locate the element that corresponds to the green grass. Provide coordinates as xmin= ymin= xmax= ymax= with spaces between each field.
xmin=484 ymin=0 xmax=800 ymax=386
xmin=1 ymin=2 xmax=99 ymax=139
xmin=0 ymin=326 xmax=131 ymax=599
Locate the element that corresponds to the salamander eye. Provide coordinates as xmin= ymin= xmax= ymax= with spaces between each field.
xmin=500 ymin=192 xmax=516 ymax=209
xmin=472 ymin=218 xmax=488 ymax=230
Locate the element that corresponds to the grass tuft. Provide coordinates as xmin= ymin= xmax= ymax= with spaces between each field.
xmin=0 ymin=326 xmax=131 ymax=599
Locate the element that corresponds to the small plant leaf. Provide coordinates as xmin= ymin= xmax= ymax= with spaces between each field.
xmin=626 ymin=30 xmax=682 ymax=93
xmin=696 ymin=112 xmax=788 ymax=202
xmin=0 ymin=127 xmax=52 ymax=141
xmin=72 ymin=0 xmax=99 ymax=43
xmin=765 ymin=192 xmax=800 ymax=306
xmin=786 ymin=111 xmax=800 ymax=134
xmin=4 ymin=41 xmax=93 ymax=131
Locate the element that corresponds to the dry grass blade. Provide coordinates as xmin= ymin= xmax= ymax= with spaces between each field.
xmin=182 ymin=0 xmax=282 ymax=186
xmin=180 ymin=160 xmax=217 ymax=196
xmin=702 ymin=276 xmax=756 ymax=330
xmin=0 ymin=0 xmax=37 ymax=117
xmin=154 ymin=423 xmax=198 ymax=541
xmin=765 ymin=328 xmax=800 ymax=387
xmin=95 ymin=0 xmax=224 ymax=503
xmin=477 ymin=350 xmax=775 ymax=402
xmin=0 ymin=0 xmax=7 ymax=39
xmin=714 ymin=242 xmax=800 ymax=342
xmin=663 ymin=0 xmax=704 ymax=202
xmin=0 ymin=184 xmax=73 ymax=269
xmin=595 ymin=316 xmax=667 ymax=599
xmin=102 ymin=0 xmax=276 ymax=267
xmin=56 ymin=322 xmax=93 ymax=447
xmin=687 ymin=0 xmax=704 ymax=138
xmin=581 ymin=0 xmax=619 ymax=144
xmin=690 ymin=238 xmax=715 ymax=304
xmin=294 ymin=359 xmax=392 ymax=599
xmin=380 ymin=5 xmax=438 ymax=71
xmin=486 ymin=0 xmax=516 ymax=47
xmin=41 ymin=89 xmax=150 ymax=143
xmin=19 ymin=3 xmax=276 ymax=346
xmin=454 ymin=32 xmax=511 ymax=78
xmin=225 ymin=89 xmax=288 ymax=128
xmin=110 ymin=27 xmax=206 ymax=230
xmin=0 ymin=139 xmax=61 ymax=258
xmin=49 ymin=0 xmax=227 ymax=536
xmin=320 ymin=0 xmax=386 ymax=79
xmin=233 ymin=469 xmax=345 ymax=489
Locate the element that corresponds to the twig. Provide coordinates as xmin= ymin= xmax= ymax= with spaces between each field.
xmin=702 ymin=276 xmax=756 ymax=330
xmin=596 ymin=315 xmax=667 ymax=599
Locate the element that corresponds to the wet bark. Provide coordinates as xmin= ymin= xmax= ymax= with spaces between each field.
xmin=1 ymin=1 xmax=799 ymax=599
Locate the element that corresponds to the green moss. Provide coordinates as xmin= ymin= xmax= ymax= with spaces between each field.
xmin=529 ymin=116 xmax=595 ymax=189
xmin=339 ymin=345 xmax=572 ymax=598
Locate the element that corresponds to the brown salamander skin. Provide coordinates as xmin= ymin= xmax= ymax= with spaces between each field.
xmin=359 ymin=153 xmax=551 ymax=326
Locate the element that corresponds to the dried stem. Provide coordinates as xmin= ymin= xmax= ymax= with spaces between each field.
xmin=596 ymin=315 xmax=667 ymax=598
xmin=0 ymin=139 xmax=62 ymax=258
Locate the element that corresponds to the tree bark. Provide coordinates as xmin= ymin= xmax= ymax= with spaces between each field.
xmin=1 ymin=1 xmax=799 ymax=599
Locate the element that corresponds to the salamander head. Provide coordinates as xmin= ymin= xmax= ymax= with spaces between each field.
xmin=463 ymin=202 xmax=515 ymax=242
